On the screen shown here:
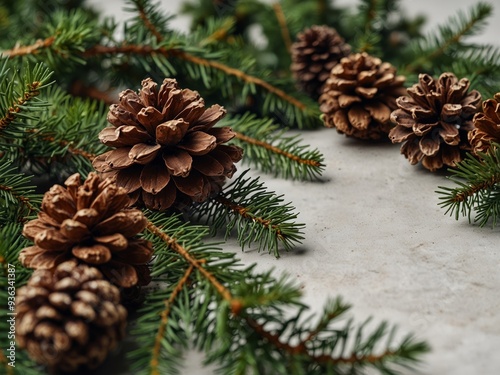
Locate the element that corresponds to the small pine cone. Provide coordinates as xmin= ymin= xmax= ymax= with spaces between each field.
xmin=389 ymin=73 xmax=481 ymax=171
xmin=16 ymin=260 xmax=127 ymax=372
xmin=319 ymin=52 xmax=406 ymax=140
xmin=93 ymin=78 xmax=243 ymax=211
xmin=19 ymin=172 xmax=153 ymax=288
xmin=468 ymin=93 xmax=500 ymax=155
xmin=291 ymin=25 xmax=351 ymax=98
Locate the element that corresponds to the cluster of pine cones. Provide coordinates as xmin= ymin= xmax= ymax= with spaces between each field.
xmin=16 ymin=78 xmax=243 ymax=372
xmin=291 ymin=25 xmax=500 ymax=171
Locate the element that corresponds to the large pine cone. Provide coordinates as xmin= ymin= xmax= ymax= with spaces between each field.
xmin=389 ymin=73 xmax=481 ymax=171
xmin=468 ymin=93 xmax=500 ymax=155
xmin=19 ymin=172 xmax=153 ymax=288
xmin=93 ymin=78 xmax=243 ymax=211
xmin=319 ymin=52 xmax=406 ymax=140
xmin=16 ymin=261 xmax=127 ymax=372
xmin=291 ymin=25 xmax=351 ymax=98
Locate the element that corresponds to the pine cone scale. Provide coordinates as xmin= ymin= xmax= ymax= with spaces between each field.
xmin=163 ymin=150 xmax=193 ymax=176
xmin=139 ymin=161 xmax=171 ymax=194
xmin=178 ymin=131 xmax=217 ymax=155
xmin=72 ymin=244 xmax=112 ymax=264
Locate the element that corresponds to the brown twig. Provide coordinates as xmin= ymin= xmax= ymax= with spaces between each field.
xmin=137 ymin=2 xmax=164 ymax=42
xmin=234 ymin=131 xmax=322 ymax=167
xmin=1 ymin=36 xmax=55 ymax=58
xmin=150 ymin=264 xmax=194 ymax=375
xmin=26 ymin=129 xmax=97 ymax=161
xmin=213 ymin=194 xmax=284 ymax=241
xmin=452 ymin=174 xmax=500 ymax=202
xmin=146 ymin=221 xmax=243 ymax=315
xmin=246 ymin=316 xmax=395 ymax=365
xmin=272 ymin=3 xmax=292 ymax=54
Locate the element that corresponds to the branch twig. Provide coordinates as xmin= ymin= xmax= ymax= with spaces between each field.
xmin=272 ymin=3 xmax=292 ymax=54
xmin=234 ymin=131 xmax=322 ymax=167
xmin=150 ymin=264 xmax=194 ymax=375
xmin=146 ymin=221 xmax=243 ymax=314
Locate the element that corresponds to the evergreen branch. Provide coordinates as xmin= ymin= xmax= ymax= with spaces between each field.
xmin=245 ymin=316 xmax=398 ymax=365
xmin=0 ymin=62 xmax=53 ymax=134
xmin=2 ymin=9 xmax=101 ymax=67
xmin=150 ymin=264 xmax=194 ymax=375
xmin=0 ymin=162 xmax=41 ymax=225
xmin=135 ymin=0 xmax=165 ymax=42
xmin=190 ymin=170 xmax=305 ymax=257
xmin=223 ymin=113 xmax=324 ymax=180
xmin=272 ymin=3 xmax=292 ymax=54
xmin=82 ymin=44 xmax=307 ymax=111
xmin=27 ymin=129 xmax=97 ymax=161
xmin=437 ymin=144 xmax=500 ymax=226
xmin=405 ymin=2 xmax=493 ymax=72
xmin=234 ymin=131 xmax=321 ymax=167
xmin=145 ymin=220 xmax=242 ymax=312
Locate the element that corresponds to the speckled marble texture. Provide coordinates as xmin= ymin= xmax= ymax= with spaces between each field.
xmin=85 ymin=1 xmax=500 ymax=374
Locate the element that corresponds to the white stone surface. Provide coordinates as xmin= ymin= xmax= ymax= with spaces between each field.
xmin=85 ymin=1 xmax=500 ymax=374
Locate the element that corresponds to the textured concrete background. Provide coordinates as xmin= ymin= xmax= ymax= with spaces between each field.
xmin=85 ymin=1 xmax=500 ymax=374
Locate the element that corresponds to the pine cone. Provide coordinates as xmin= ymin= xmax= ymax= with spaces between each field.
xmin=291 ymin=25 xmax=351 ymax=98
xmin=389 ymin=73 xmax=481 ymax=171
xmin=19 ymin=172 xmax=153 ymax=288
xmin=16 ymin=260 xmax=127 ymax=372
xmin=319 ymin=52 xmax=406 ymax=140
xmin=93 ymin=78 xmax=243 ymax=211
xmin=468 ymin=93 xmax=500 ymax=155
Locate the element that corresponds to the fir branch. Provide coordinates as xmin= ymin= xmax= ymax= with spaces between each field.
xmin=405 ymin=2 xmax=493 ymax=73
xmin=135 ymin=215 xmax=428 ymax=374
xmin=437 ymin=145 xmax=500 ymax=226
xmin=223 ymin=113 xmax=324 ymax=180
xmin=190 ymin=170 xmax=305 ymax=257
xmin=134 ymin=0 xmax=165 ymax=42
xmin=150 ymin=264 xmax=194 ymax=375
xmin=145 ymin=219 xmax=241 ymax=310
xmin=27 ymin=129 xmax=97 ymax=161
xmin=2 ymin=9 xmax=101 ymax=67
xmin=82 ymin=44 xmax=307 ymax=111
xmin=0 ymin=61 xmax=53 ymax=137
xmin=272 ymin=2 xmax=292 ymax=54
xmin=0 ymin=162 xmax=40 ymax=224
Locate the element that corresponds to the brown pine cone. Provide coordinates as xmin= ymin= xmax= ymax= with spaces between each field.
xmin=389 ymin=73 xmax=481 ymax=171
xmin=19 ymin=172 xmax=153 ymax=288
xmin=319 ymin=52 xmax=406 ymax=140
xmin=468 ymin=93 xmax=500 ymax=155
xmin=16 ymin=260 xmax=127 ymax=372
xmin=291 ymin=25 xmax=351 ymax=98
xmin=93 ymin=78 xmax=243 ymax=211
